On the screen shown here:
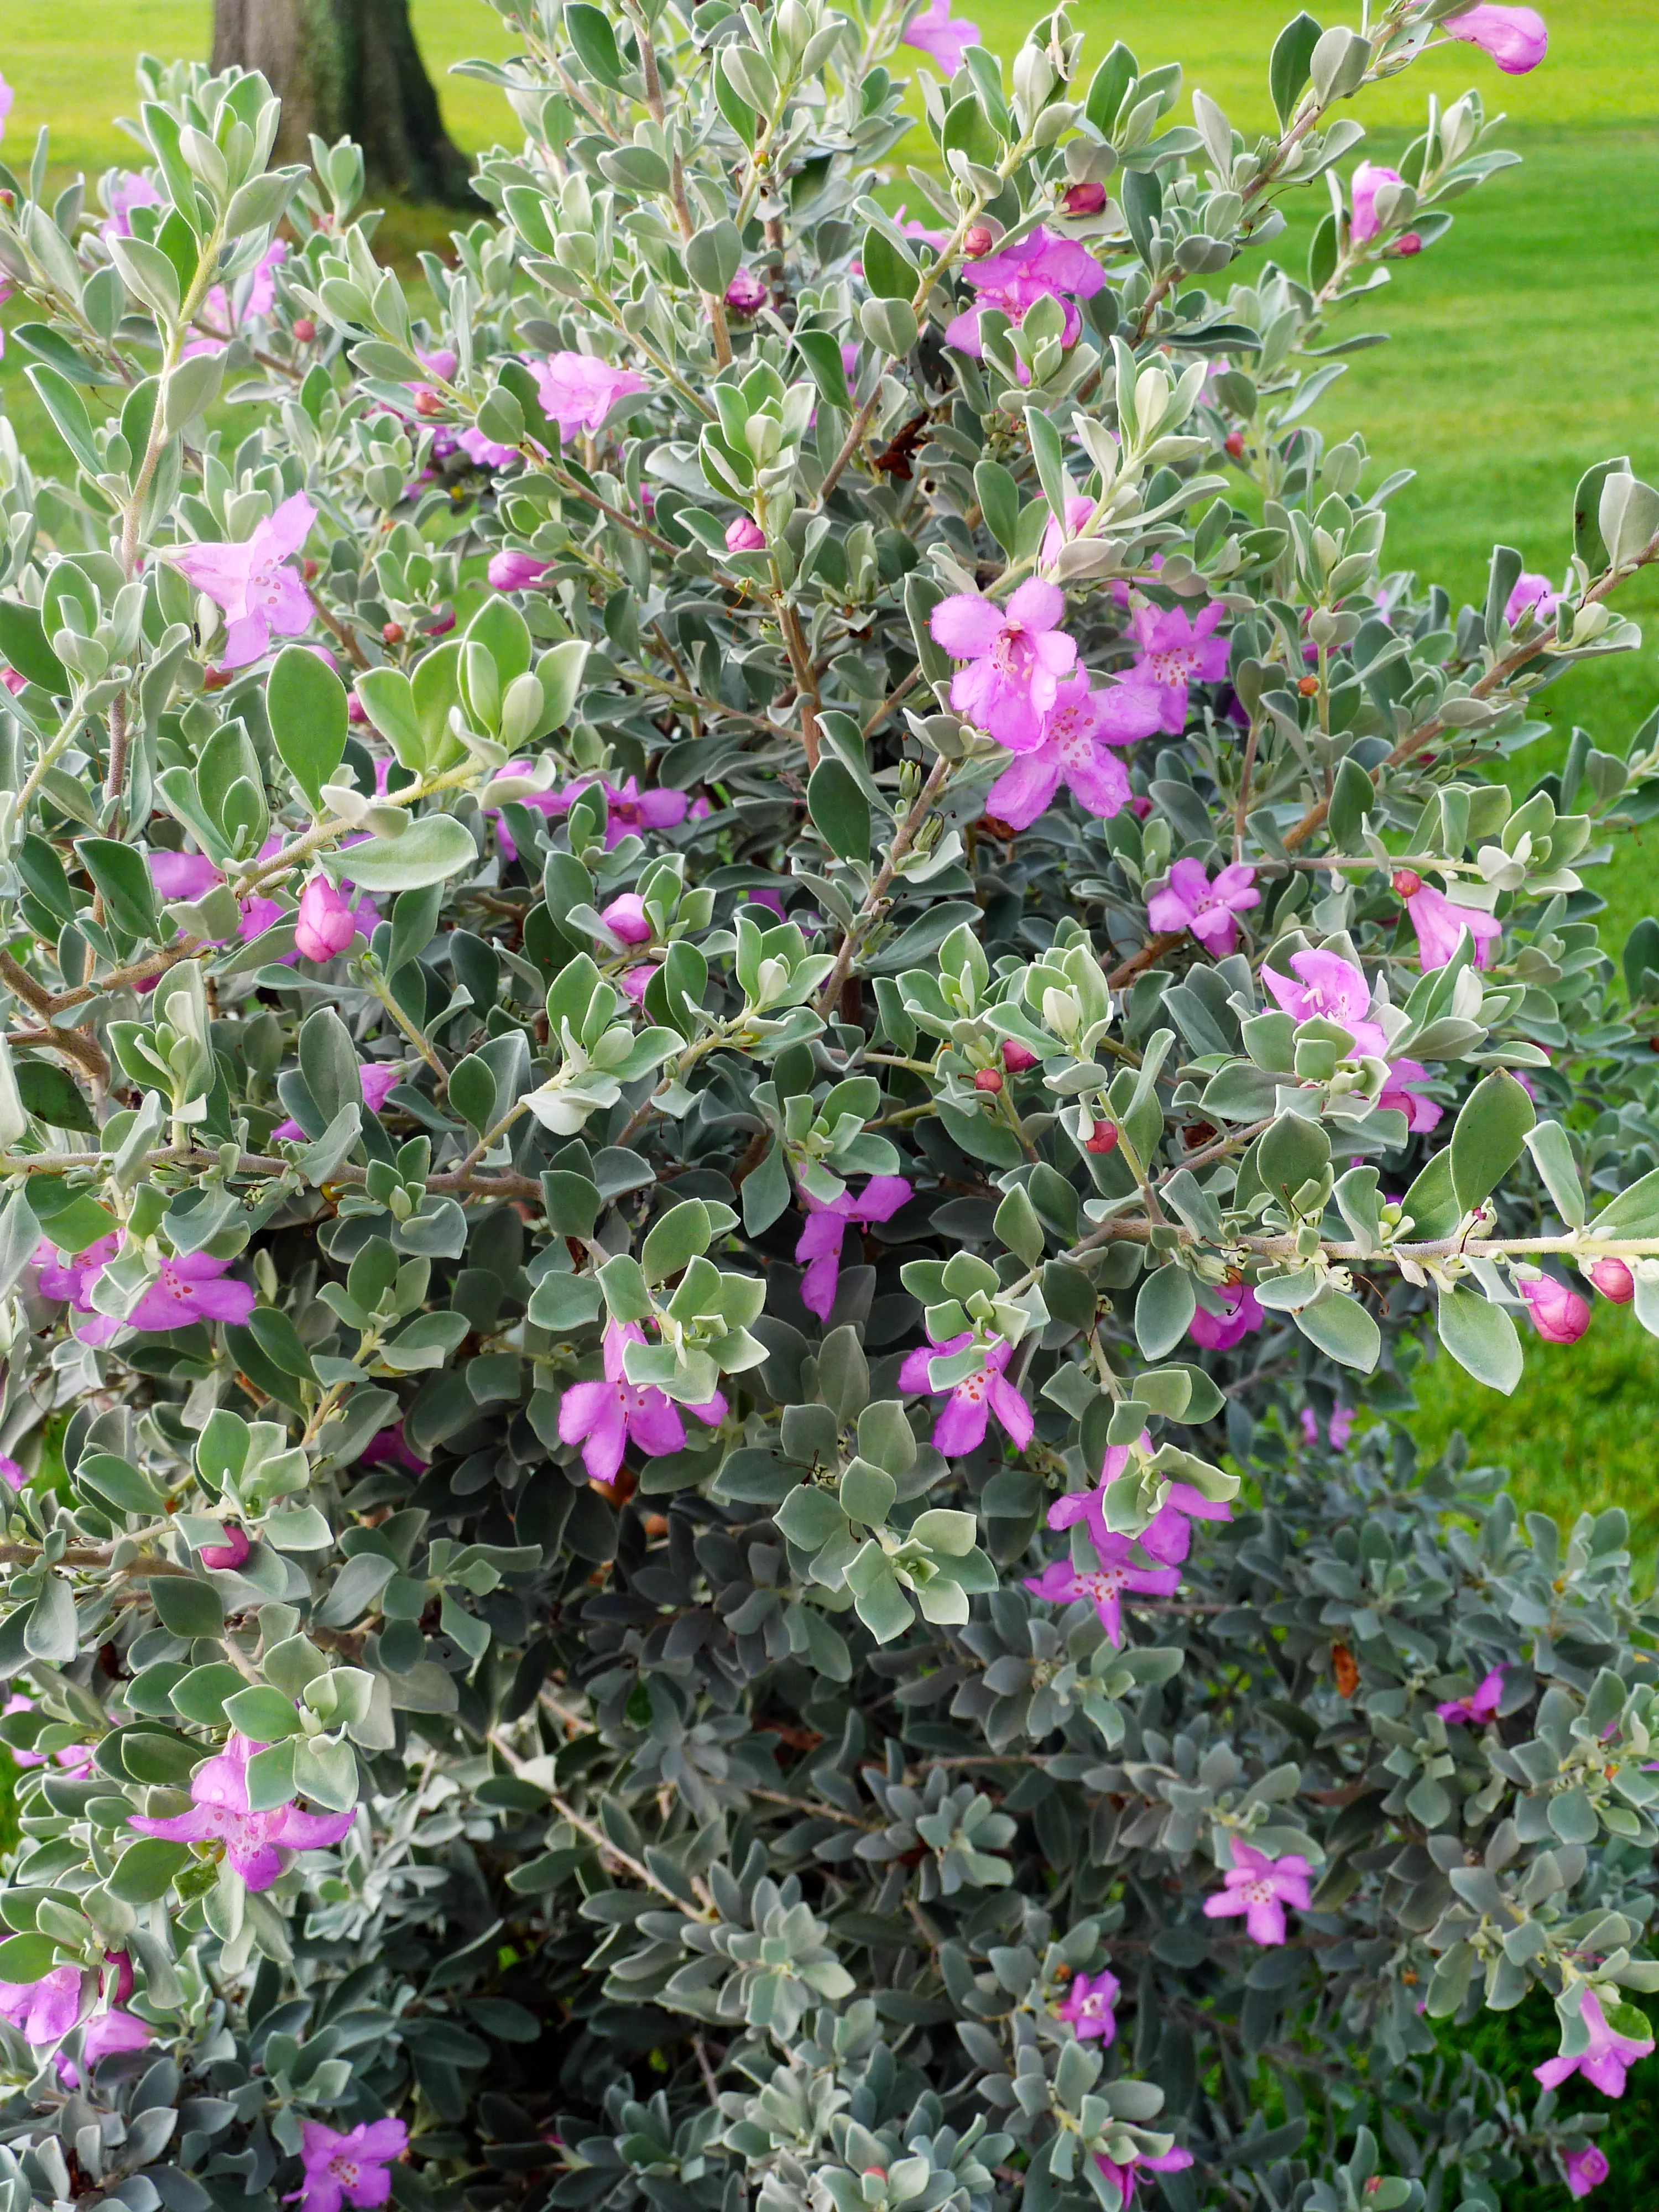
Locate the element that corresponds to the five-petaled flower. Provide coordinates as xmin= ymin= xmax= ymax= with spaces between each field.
xmin=984 ymin=676 xmax=1161 ymax=830
xmin=945 ymin=227 xmax=1106 ymax=359
xmin=899 ymin=1327 xmax=1034 ymax=1455
xmin=1053 ymin=1965 xmax=1120 ymax=2042
xmin=1202 ymin=1841 xmax=1313 ymax=1947
xmin=1563 ymin=2145 xmax=1609 ymax=2200
xmin=530 ymin=352 xmax=650 ymax=442
xmin=557 ymin=1321 xmax=727 ymax=1488
xmin=129 ymin=1735 xmax=354 ymax=1890
xmin=1262 ymin=949 xmax=1389 ymax=1058
xmin=900 ymin=0 xmax=980 ymax=76
xmin=1124 ymin=601 xmax=1230 ymax=732
xmin=292 ymin=2118 xmax=409 ymax=2212
xmin=1048 ymin=1433 xmax=1230 ymax=1569
xmin=795 ymin=1177 xmax=911 ymax=1322
xmin=1147 ymin=859 xmax=1260 ymax=957
xmin=1533 ymin=1988 xmax=1654 ymax=2099
xmin=1392 ymin=873 xmax=1503 ymax=971
xmin=169 ymin=491 xmax=316 ymax=669
xmin=1024 ymin=1536 xmax=1181 ymax=1647
xmin=1187 ymin=1282 xmax=1264 ymax=1350
xmin=930 ymin=580 xmax=1078 ymax=750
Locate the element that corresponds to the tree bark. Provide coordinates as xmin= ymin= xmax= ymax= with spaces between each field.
xmin=211 ymin=0 xmax=474 ymax=205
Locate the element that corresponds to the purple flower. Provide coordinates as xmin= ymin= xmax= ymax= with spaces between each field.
xmin=1590 ymin=1258 xmax=1636 ymax=1304
xmin=901 ymin=0 xmax=980 ymax=74
xmin=1378 ymin=1057 xmax=1442 ymax=1133
xmin=795 ymin=1176 xmax=911 ymax=1321
xmin=169 ymin=492 xmax=316 ymax=669
xmin=3 ymin=1697 xmax=93 ymax=1776
xmin=535 ymin=776 xmax=690 ymax=857
xmin=598 ymin=894 xmax=653 ymax=946
xmin=187 ymin=241 xmax=288 ymax=353
xmin=36 ymin=1233 xmax=121 ymax=1313
xmin=458 ymin=425 xmax=520 ymax=469
xmin=1261 ymin=949 xmax=1388 ymax=1058
xmin=557 ymin=1321 xmax=726 ymax=1488
xmin=1202 ymin=1840 xmax=1312 ymax=1947
xmin=931 ymin=580 xmax=1078 ymax=750
xmin=1048 ymin=1433 xmax=1230 ymax=1569
xmin=1520 ymin=1275 xmax=1592 ymax=1345
xmin=1564 ymin=2146 xmax=1610 ymax=2200
xmin=103 ymin=169 xmax=162 ymax=239
xmin=199 ymin=1522 xmax=251 ymax=1572
xmin=126 ymin=1251 xmax=257 ymax=1333
xmin=1443 ymin=3 xmax=1548 ymax=73
xmin=984 ymin=676 xmax=1161 ymax=829
xmin=130 ymin=1734 xmax=353 ymax=1891
xmin=1505 ymin=570 xmax=1561 ymax=626
xmin=1025 ymin=1537 xmax=1181 ymax=1647
xmin=1125 ymin=602 xmax=1230 ymax=733
xmin=946 ymin=227 xmax=1105 ymax=359
xmin=724 ymin=267 xmax=769 ymax=314
xmin=1053 ymin=1966 xmax=1120 ymax=2042
xmin=1350 ymin=161 xmax=1405 ymax=245
xmin=1392 ymin=872 xmax=1503 ymax=971
xmin=899 ymin=1327 xmax=1033 ymax=1455
xmin=0 ymin=1457 xmax=24 ymax=1494
xmin=293 ymin=2118 xmax=409 ymax=2212
xmin=1535 ymin=1989 xmax=1653 ymax=2098
xmin=1039 ymin=493 xmax=1097 ymax=572
xmin=1187 ymin=1282 xmax=1264 ymax=1352
xmin=363 ymin=1423 xmax=425 ymax=1474
xmin=0 ymin=1965 xmax=82 ymax=2045
xmin=1437 ymin=1666 xmax=1505 ymax=1725
xmin=530 ymin=352 xmax=650 ymax=442
xmin=149 ymin=850 xmax=225 ymax=904
xmin=1146 ymin=859 xmax=1260 ymax=956
xmin=58 ymin=2006 xmax=153 ymax=2086
xmin=295 ymin=877 xmax=359 ymax=963
xmin=1093 ymin=2148 xmax=1194 ymax=2209
xmin=488 ymin=550 xmax=554 ymax=591
xmin=726 ymin=515 xmax=767 ymax=552
xmin=1299 ymin=1404 xmax=1354 ymax=1450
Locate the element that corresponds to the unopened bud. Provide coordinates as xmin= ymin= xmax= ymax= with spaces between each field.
xmin=1589 ymin=1258 xmax=1635 ymax=1304
xmin=974 ymin=1068 xmax=1003 ymax=1093
xmin=1084 ymin=1121 xmax=1119 ymax=1155
xmin=382 ymin=621 xmax=405 ymax=645
xmin=1062 ymin=181 xmax=1106 ymax=217
xmin=963 ymin=225 xmax=994 ymax=257
xmin=414 ymin=388 xmax=443 ymax=416
xmin=1391 ymin=868 xmax=1423 ymax=898
xmin=292 ymin=316 xmax=317 ymax=342
xmin=302 ymin=557 xmax=320 ymax=581
xmin=1297 ymin=674 xmax=1319 ymax=696
xmin=1224 ymin=430 xmax=1245 ymax=460
xmin=203 ymin=665 xmax=231 ymax=691
xmin=1001 ymin=1040 xmax=1038 ymax=1072
xmin=1389 ymin=232 xmax=1423 ymax=257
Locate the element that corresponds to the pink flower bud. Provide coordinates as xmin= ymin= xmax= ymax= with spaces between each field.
xmin=294 ymin=877 xmax=358 ymax=963
xmin=487 ymin=549 xmax=553 ymax=591
xmin=599 ymin=894 xmax=651 ymax=946
xmin=200 ymin=1522 xmax=251 ymax=1571
xmin=724 ymin=267 xmax=769 ymax=315
xmin=963 ymin=225 xmax=994 ymax=257
xmin=103 ymin=1950 xmax=134 ymax=2004
xmin=1444 ymin=3 xmax=1548 ymax=75
xmin=1519 ymin=1275 xmax=1592 ymax=1345
xmin=1390 ymin=232 xmax=1424 ymax=256
xmin=1391 ymin=868 xmax=1423 ymax=898
xmin=1001 ymin=1040 xmax=1038 ymax=1072
xmin=2 ymin=667 xmax=27 ymax=695
xmin=1062 ymin=181 xmax=1107 ymax=217
xmin=347 ymin=693 xmax=368 ymax=723
xmin=725 ymin=516 xmax=766 ymax=552
xmin=973 ymin=1068 xmax=1003 ymax=1093
xmin=1588 ymin=1258 xmax=1635 ymax=1304
xmin=0 ymin=1457 xmax=23 ymax=1493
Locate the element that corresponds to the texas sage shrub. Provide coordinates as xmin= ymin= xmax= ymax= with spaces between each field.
xmin=0 ymin=0 xmax=1657 ymax=2206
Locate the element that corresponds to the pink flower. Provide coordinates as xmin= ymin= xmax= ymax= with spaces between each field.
xmin=1187 ymin=1282 xmax=1264 ymax=1352
xmin=1443 ymin=3 xmax=1548 ymax=73
xmin=1437 ymin=1666 xmax=1505 ymax=1725
xmin=1505 ymin=570 xmax=1561 ymax=626
xmin=1299 ymin=1404 xmax=1354 ymax=1450
xmin=1393 ymin=872 xmax=1503 ymax=970
xmin=1049 ymin=1433 xmax=1230 ymax=1569
xmin=0 ymin=1457 xmax=23 ymax=1494
xmin=620 ymin=962 xmax=660 ymax=1003
xmin=1564 ymin=2146 xmax=1610 ymax=2200
xmin=1025 ymin=1535 xmax=1181 ymax=1647
xmin=795 ymin=1177 xmax=911 ymax=1321
xmin=1062 ymin=181 xmax=1108 ymax=218
xmin=102 ymin=169 xmax=162 ymax=240
xmin=36 ymin=1233 xmax=121 ymax=1312
xmin=1203 ymin=1840 xmax=1312 ymax=1947
xmin=1092 ymin=2148 xmax=1194 ymax=2209
xmin=726 ymin=516 xmax=767 ymax=553
xmin=458 ymin=425 xmax=519 ymax=468
xmin=557 ymin=777 xmax=690 ymax=851
xmin=1039 ymin=494 xmax=1097 ymax=572
xmin=1378 ymin=1057 xmax=1442 ymax=1133
xmin=169 ymin=492 xmax=316 ymax=668
xmin=488 ymin=550 xmax=553 ymax=590
xmin=1519 ymin=1275 xmax=1591 ymax=1345
xmin=364 ymin=1424 xmax=425 ymax=1474
xmin=199 ymin=1522 xmax=251 ymax=1571
xmin=598 ymin=894 xmax=653 ymax=946
xmin=0 ymin=667 xmax=25 ymax=695
xmin=126 ymin=1251 xmax=257 ymax=1333
xmin=58 ymin=2006 xmax=153 ymax=2086
xmin=1125 ymin=602 xmax=1230 ymax=733
xmin=1146 ymin=859 xmax=1260 ymax=957
xmin=1349 ymin=161 xmax=1404 ymax=246
xmin=1001 ymin=1040 xmax=1039 ymax=1073
xmin=1535 ymin=1989 xmax=1653 ymax=2098
xmin=901 ymin=0 xmax=980 ymax=74
xmin=272 ymin=1061 xmax=400 ymax=1142
xmin=531 ymin=352 xmax=650 ymax=442
xmin=1589 ymin=1258 xmax=1636 ymax=1304
xmin=1053 ymin=1966 xmax=1120 ymax=2042
xmin=899 ymin=1326 xmax=1032 ymax=1455
xmin=0 ymin=1966 xmax=82 ymax=2045
xmin=295 ymin=877 xmax=359 ymax=963
xmin=3 ymin=1695 xmax=93 ymax=1776
xmin=557 ymin=1321 xmax=726 ymax=1485
xmin=130 ymin=1734 xmax=353 ymax=1891
xmin=1262 ymin=950 xmax=1389 ymax=1058
xmin=293 ymin=2118 xmax=409 ymax=2212
xmin=984 ymin=676 xmax=1161 ymax=830
xmin=931 ymin=580 xmax=1078 ymax=750
xmin=946 ymin=228 xmax=1106 ymax=359
xmin=149 ymin=849 xmax=225 ymax=903
xmin=725 ymin=267 xmax=769 ymax=314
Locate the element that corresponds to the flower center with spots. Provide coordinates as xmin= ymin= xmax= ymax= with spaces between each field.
xmin=1239 ymin=1878 xmax=1275 ymax=1905
xmin=1082 ymin=1567 xmax=1128 ymax=1601
xmin=990 ymin=623 xmax=1026 ymax=674
xmin=1146 ymin=646 xmax=1197 ymax=684
xmin=1051 ymin=708 xmax=1094 ymax=763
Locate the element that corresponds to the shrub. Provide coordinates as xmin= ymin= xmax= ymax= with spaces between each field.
xmin=0 ymin=2 xmax=1655 ymax=2208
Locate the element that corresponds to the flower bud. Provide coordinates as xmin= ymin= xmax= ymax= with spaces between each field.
xmin=302 ymin=557 xmax=320 ymax=581
xmin=724 ymin=267 xmax=769 ymax=315
xmin=599 ymin=894 xmax=652 ymax=946
xmin=1391 ymin=868 xmax=1423 ymax=897
xmin=382 ymin=620 xmax=405 ymax=645
xmin=1519 ymin=1275 xmax=1592 ymax=1345
xmin=963 ymin=225 xmax=995 ymax=257
xmin=414 ymin=389 xmax=443 ymax=416
xmin=1588 ymin=1257 xmax=1635 ymax=1303
xmin=726 ymin=515 xmax=766 ymax=552
xmin=295 ymin=877 xmax=358 ymax=964
xmin=292 ymin=316 xmax=316 ymax=342
xmin=1390 ymin=232 xmax=1424 ymax=256
xmin=1224 ymin=431 xmax=1245 ymax=459
xmin=1297 ymin=674 xmax=1319 ymax=696
xmin=974 ymin=1068 xmax=1003 ymax=1093
xmin=1001 ymin=1040 xmax=1038 ymax=1072
xmin=1062 ymin=181 xmax=1107 ymax=217
xmin=1084 ymin=1121 xmax=1119 ymax=1155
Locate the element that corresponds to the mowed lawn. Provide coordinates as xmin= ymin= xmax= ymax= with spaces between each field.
xmin=2 ymin=1 xmax=1659 ymax=1530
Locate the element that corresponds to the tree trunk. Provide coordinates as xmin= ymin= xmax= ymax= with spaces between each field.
xmin=211 ymin=0 xmax=474 ymax=205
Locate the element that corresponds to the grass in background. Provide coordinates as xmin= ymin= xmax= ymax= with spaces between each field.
xmin=1 ymin=9 xmax=1656 ymax=1559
